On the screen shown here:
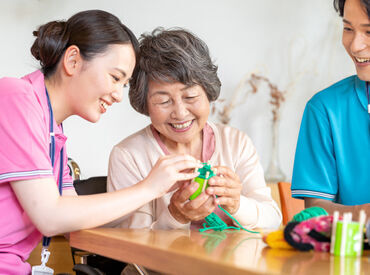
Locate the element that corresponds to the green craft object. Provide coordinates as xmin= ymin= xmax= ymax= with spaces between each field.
xmin=197 ymin=163 xmax=216 ymax=179
xmin=189 ymin=177 xmax=206 ymax=200
xmin=291 ymin=207 xmax=328 ymax=223
xmin=189 ymin=163 xmax=215 ymax=200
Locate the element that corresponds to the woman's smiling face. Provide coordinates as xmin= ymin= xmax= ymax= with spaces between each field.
xmin=70 ymin=44 xmax=136 ymax=123
xmin=147 ymin=80 xmax=210 ymax=145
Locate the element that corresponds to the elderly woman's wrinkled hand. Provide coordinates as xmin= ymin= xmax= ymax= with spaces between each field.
xmin=168 ymin=181 xmax=216 ymax=224
xmin=206 ymin=166 xmax=242 ymax=214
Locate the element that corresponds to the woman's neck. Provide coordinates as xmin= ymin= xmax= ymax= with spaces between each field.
xmin=44 ymin=77 xmax=72 ymax=125
xmin=160 ymin=132 xmax=203 ymax=160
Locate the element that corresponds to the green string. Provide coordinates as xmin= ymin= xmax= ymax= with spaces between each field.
xmin=198 ymin=206 xmax=260 ymax=234
xmin=199 ymin=212 xmax=232 ymax=232
xmin=193 ymin=163 xmax=260 ymax=234
xmin=218 ymin=205 xmax=260 ymax=234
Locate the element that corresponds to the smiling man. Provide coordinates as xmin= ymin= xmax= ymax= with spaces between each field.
xmin=291 ymin=0 xmax=370 ymax=219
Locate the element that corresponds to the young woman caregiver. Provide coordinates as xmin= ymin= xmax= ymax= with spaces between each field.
xmin=0 ymin=10 xmax=200 ymax=274
xmin=291 ymin=0 xmax=370 ymax=219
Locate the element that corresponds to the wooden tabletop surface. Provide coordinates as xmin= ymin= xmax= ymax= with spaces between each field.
xmin=70 ymin=228 xmax=369 ymax=275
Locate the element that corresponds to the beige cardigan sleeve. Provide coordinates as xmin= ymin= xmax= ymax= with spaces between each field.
xmin=230 ymin=130 xmax=282 ymax=229
xmin=106 ymin=145 xmax=154 ymax=228
xmin=107 ymin=136 xmax=191 ymax=229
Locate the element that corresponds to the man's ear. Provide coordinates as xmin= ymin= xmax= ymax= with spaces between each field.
xmin=62 ymin=45 xmax=82 ymax=76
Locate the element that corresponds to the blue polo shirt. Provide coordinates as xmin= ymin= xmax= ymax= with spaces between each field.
xmin=291 ymin=75 xmax=370 ymax=205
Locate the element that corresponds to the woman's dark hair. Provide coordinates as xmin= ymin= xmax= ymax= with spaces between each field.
xmin=129 ymin=27 xmax=221 ymax=116
xmin=334 ymin=0 xmax=370 ymax=18
xmin=31 ymin=10 xmax=139 ymax=78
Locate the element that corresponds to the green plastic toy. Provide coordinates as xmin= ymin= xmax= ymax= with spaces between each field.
xmin=189 ymin=162 xmax=216 ymax=200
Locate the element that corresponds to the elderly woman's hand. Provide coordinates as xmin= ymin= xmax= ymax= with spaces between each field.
xmin=206 ymin=166 xmax=242 ymax=214
xmin=168 ymin=181 xmax=216 ymax=224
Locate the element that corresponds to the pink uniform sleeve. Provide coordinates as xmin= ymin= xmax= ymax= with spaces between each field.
xmin=0 ymin=78 xmax=53 ymax=183
xmin=62 ymin=152 xmax=74 ymax=190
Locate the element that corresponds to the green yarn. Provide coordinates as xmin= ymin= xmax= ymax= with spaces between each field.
xmin=203 ymin=213 xmax=228 ymax=231
xmin=200 ymin=212 xmax=236 ymax=232
xmin=199 ymin=206 xmax=260 ymax=234
xmin=192 ymin=162 xmax=260 ymax=234
xmin=218 ymin=205 xmax=260 ymax=234
xmin=197 ymin=163 xmax=216 ymax=179
xmin=291 ymin=207 xmax=328 ymax=222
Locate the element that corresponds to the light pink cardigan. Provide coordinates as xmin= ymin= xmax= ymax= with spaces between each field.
xmin=107 ymin=122 xmax=282 ymax=230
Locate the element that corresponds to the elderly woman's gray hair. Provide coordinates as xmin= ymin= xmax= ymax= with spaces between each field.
xmin=129 ymin=27 xmax=221 ymax=115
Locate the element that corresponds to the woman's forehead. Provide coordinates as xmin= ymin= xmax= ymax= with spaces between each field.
xmin=148 ymin=80 xmax=202 ymax=93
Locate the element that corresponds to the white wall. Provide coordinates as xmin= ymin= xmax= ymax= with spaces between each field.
xmin=0 ymin=0 xmax=355 ymax=179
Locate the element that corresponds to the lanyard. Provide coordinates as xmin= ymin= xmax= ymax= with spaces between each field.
xmin=42 ymin=88 xmax=64 ymax=251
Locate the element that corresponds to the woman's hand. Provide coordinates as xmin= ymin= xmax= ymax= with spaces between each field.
xmin=168 ymin=181 xmax=216 ymax=224
xmin=143 ymin=154 xmax=200 ymax=198
xmin=206 ymin=166 xmax=242 ymax=214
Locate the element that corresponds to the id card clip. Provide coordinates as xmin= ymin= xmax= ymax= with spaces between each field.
xmin=31 ymin=247 xmax=54 ymax=275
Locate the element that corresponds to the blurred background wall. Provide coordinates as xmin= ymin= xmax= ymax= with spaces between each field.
xmin=0 ymin=0 xmax=355 ymax=179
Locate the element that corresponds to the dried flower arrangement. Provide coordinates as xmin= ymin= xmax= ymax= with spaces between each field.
xmin=212 ymin=72 xmax=288 ymax=181
xmin=212 ymin=73 xmax=286 ymax=125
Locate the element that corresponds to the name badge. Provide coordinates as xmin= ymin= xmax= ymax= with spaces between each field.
xmin=31 ymin=248 xmax=54 ymax=275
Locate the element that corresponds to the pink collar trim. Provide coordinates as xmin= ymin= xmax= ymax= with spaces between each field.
xmin=150 ymin=123 xmax=215 ymax=162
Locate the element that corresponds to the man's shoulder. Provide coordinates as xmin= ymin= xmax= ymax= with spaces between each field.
xmin=309 ymin=76 xmax=356 ymax=105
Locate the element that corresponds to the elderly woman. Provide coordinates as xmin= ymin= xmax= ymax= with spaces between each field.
xmin=107 ymin=28 xmax=281 ymax=230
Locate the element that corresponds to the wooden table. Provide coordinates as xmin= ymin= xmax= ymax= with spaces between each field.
xmin=70 ymin=228 xmax=369 ymax=275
